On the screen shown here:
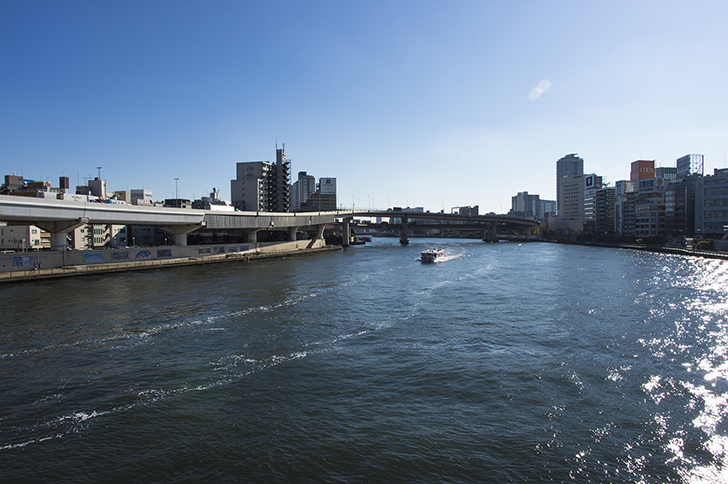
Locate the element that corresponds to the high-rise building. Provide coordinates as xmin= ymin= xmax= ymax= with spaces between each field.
xmin=665 ymin=177 xmax=697 ymax=237
xmin=633 ymin=176 xmax=666 ymax=238
xmin=557 ymin=173 xmax=601 ymax=232
xmin=695 ymin=168 xmax=728 ymax=235
xmin=299 ymin=177 xmax=337 ymax=212
xmin=292 ymin=172 xmax=316 ymax=210
xmin=630 ymin=160 xmax=655 ymax=182
xmin=511 ymin=191 xmax=540 ymax=219
xmin=231 ymin=145 xmax=292 ymax=212
xmin=231 ymin=161 xmax=271 ymax=211
xmin=582 ymin=175 xmax=604 ymax=232
xmin=614 ymin=180 xmax=635 ymax=236
xmin=594 ymin=187 xmax=616 ymax=235
xmin=556 ymin=154 xmax=583 ymax=215
xmin=676 ymin=154 xmax=704 ymax=179
xmin=271 ymin=146 xmax=291 ymax=213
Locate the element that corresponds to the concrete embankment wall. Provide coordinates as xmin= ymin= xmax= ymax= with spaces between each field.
xmin=541 ymin=239 xmax=728 ymax=261
xmin=0 ymin=239 xmax=338 ymax=283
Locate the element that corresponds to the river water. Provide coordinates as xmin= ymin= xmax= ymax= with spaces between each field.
xmin=1 ymin=238 xmax=727 ymax=483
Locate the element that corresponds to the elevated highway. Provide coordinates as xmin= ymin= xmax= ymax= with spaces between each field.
xmin=0 ymin=195 xmax=338 ymax=250
xmin=335 ymin=210 xmax=539 ymax=246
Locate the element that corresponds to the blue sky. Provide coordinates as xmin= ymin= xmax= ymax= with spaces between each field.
xmin=2 ymin=1 xmax=727 ymax=212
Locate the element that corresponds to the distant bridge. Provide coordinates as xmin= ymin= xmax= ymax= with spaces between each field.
xmin=335 ymin=210 xmax=539 ymax=246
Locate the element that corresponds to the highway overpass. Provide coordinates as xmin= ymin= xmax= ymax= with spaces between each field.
xmin=0 ymin=195 xmax=338 ymax=250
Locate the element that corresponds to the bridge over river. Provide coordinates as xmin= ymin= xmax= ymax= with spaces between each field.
xmin=0 ymin=195 xmax=539 ymax=250
xmin=0 ymin=195 xmax=337 ymax=250
xmin=336 ymin=210 xmax=539 ymax=246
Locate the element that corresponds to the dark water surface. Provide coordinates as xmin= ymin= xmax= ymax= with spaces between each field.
xmin=1 ymin=239 xmax=727 ymax=483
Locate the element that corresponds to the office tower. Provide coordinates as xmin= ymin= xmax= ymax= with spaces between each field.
xmin=556 ymin=154 xmax=583 ymax=215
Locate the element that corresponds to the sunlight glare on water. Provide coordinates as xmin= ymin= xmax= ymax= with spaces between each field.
xmin=636 ymin=256 xmax=728 ymax=483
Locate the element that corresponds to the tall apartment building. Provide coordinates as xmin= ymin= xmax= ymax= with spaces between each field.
xmin=292 ymin=171 xmax=316 ymax=210
xmin=615 ymin=191 xmax=637 ymax=236
xmin=556 ymin=154 xmax=583 ymax=215
xmin=593 ymin=187 xmax=616 ymax=235
xmin=271 ymin=147 xmax=291 ymax=212
xmin=231 ymin=146 xmax=291 ymax=212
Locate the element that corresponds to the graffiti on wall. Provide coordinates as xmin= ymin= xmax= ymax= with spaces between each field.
xmin=12 ymin=255 xmax=39 ymax=267
xmin=83 ymin=253 xmax=104 ymax=264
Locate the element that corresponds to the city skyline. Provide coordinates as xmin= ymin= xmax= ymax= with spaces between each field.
xmin=2 ymin=1 xmax=728 ymax=212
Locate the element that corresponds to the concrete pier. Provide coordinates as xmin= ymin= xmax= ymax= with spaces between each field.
xmin=399 ymin=215 xmax=409 ymax=245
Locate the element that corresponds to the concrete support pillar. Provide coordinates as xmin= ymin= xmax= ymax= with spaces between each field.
xmin=342 ymin=219 xmax=350 ymax=247
xmin=52 ymin=232 xmax=68 ymax=251
xmin=35 ymin=218 xmax=89 ymax=252
xmin=399 ymin=215 xmax=409 ymax=245
xmin=247 ymin=230 xmax=259 ymax=244
xmin=158 ymin=223 xmax=205 ymax=247
xmin=289 ymin=226 xmax=299 ymax=241
xmin=482 ymin=223 xmax=499 ymax=243
xmin=482 ymin=223 xmax=498 ymax=243
xmin=316 ymin=224 xmax=326 ymax=240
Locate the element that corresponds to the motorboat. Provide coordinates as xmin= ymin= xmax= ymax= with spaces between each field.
xmin=420 ymin=248 xmax=445 ymax=263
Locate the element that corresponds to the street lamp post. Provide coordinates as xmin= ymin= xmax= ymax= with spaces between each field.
xmin=174 ymin=178 xmax=179 ymax=207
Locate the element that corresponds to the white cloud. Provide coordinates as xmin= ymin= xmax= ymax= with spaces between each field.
xmin=529 ymin=79 xmax=551 ymax=100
